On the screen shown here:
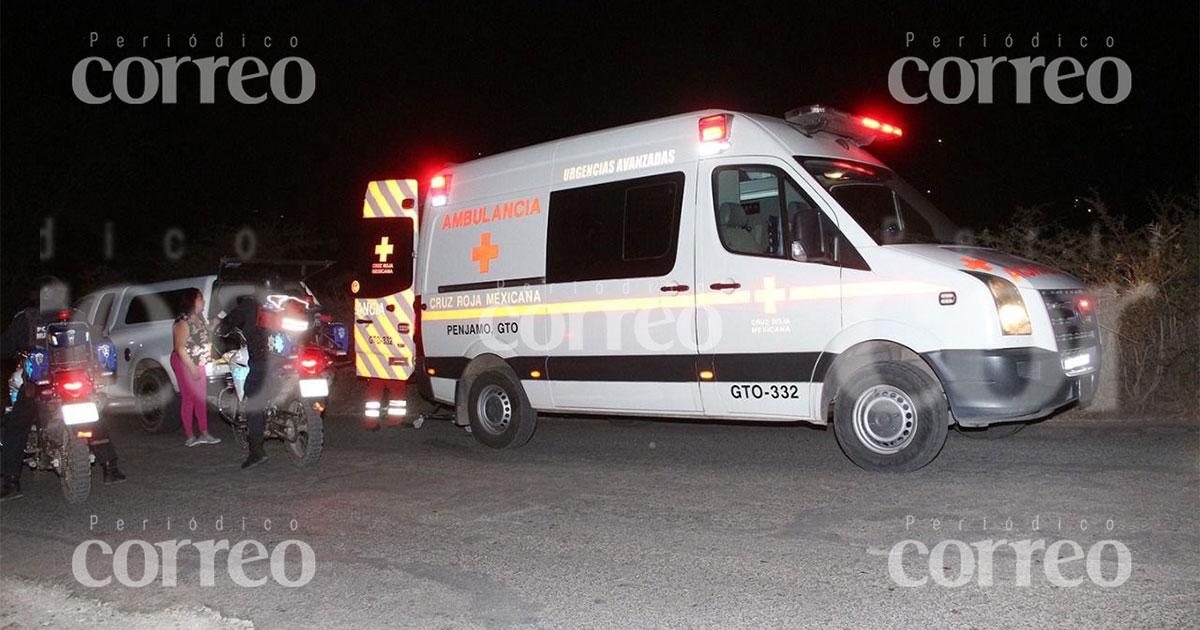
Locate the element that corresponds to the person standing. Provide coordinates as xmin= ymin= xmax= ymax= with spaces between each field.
xmin=171 ymin=288 xmax=220 ymax=447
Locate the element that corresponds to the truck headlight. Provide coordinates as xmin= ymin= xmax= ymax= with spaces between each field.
xmin=969 ymin=273 xmax=1032 ymax=335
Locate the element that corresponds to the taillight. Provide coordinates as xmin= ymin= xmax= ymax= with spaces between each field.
xmin=430 ymin=174 xmax=450 ymax=207
xmin=56 ymin=371 xmax=91 ymax=399
xmin=297 ymin=348 xmax=326 ymax=376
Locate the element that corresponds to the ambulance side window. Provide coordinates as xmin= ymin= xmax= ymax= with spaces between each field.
xmin=713 ymin=165 xmax=856 ymax=268
xmin=546 ymin=172 xmax=684 ymax=283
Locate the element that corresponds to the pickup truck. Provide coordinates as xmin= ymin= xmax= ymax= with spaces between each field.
xmin=74 ymin=260 xmax=340 ymax=433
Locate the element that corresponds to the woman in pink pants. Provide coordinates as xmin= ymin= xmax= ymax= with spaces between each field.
xmin=171 ymin=288 xmax=220 ymax=447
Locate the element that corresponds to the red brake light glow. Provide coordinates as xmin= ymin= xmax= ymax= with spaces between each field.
xmin=56 ymin=371 xmax=90 ymax=398
xmin=297 ymin=348 xmax=325 ymax=376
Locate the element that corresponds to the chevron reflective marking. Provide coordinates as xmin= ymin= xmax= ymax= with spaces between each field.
xmin=362 ymin=179 xmax=418 ymax=219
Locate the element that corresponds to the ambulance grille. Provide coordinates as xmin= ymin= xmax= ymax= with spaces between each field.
xmin=1038 ymin=289 xmax=1098 ymax=351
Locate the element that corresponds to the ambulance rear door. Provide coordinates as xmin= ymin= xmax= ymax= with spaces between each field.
xmin=353 ymin=179 xmax=419 ymax=381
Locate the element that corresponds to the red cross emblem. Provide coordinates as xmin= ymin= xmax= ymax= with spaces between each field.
xmin=471 ymin=232 xmax=499 ymax=273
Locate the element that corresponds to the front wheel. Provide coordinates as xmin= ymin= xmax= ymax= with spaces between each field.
xmin=833 ymin=361 xmax=948 ymax=472
xmin=466 ymin=369 xmax=537 ymax=449
xmin=58 ymin=431 xmax=92 ymax=503
xmin=282 ymin=399 xmax=323 ymax=468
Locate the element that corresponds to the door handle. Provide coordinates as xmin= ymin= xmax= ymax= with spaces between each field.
xmin=709 ymin=282 xmax=742 ymax=291
xmin=659 ymin=284 xmax=690 ymax=293
xmin=355 ymin=319 xmax=373 ymax=324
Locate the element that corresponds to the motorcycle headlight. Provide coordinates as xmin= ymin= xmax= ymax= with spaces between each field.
xmin=969 ymin=273 xmax=1032 ymax=335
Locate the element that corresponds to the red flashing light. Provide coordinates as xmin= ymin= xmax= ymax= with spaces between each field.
xmin=57 ymin=309 xmax=72 ymax=321
xmin=430 ymin=174 xmax=451 ymax=207
xmin=1078 ymin=298 xmax=1092 ymax=313
xmin=861 ymin=116 xmax=903 ymax=138
xmin=699 ymin=114 xmax=730 ymax=143
xmin=56 ymin=371 xmax=90 ymax=399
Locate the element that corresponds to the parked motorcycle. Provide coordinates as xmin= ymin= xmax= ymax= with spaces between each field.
xmin=4 ymin=311 xmax=117 ymax=503
xmin=211 ymin=296 xmax=343 ymax=469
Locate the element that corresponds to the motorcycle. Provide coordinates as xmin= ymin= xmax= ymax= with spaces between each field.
xmin=210 ymin=294 xmax=344 ymax=468
xmin=4 ymin=310 xmax=117 ymax=503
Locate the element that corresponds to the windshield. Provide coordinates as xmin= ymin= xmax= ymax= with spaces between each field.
xmin=797 ymin=158 xmax=963 ymax=245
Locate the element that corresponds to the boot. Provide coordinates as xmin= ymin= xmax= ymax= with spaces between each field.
xmin=241 ymin=441 xmax=269 ymax=469
xmin=102 ymin=460 xmax=127 ymax=485
xmin=0 ymin=475 xmax=22 ymax=502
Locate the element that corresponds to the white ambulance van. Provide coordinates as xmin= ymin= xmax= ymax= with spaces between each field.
xmin=358 ymin=105 xmax=1100 ymax=471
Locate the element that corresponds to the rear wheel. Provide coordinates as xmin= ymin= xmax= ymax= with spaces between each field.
xmin=58 ymin=431 xmax=92 ymax=504
xmin=134 ymin=368 xmax=181 ymax=434
xmin=466 ymin=369 xmax=537 ymax=449
xmin=833 ymin=361 xmax=948 ymax=472
xmin=282 ymin=399 xmax=323 ymax=468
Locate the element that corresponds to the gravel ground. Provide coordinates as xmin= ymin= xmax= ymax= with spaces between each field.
xmin=1 ymin=410 xmax=1196 ymax=629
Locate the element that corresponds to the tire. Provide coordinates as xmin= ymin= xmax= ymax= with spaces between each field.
xmin=466 ymin=369 xmax=537 ymax=449
xmin=282 ymin=399 xmax=323 ymax=468
xmin=833 ymin=361 xmax=948 ymax=472
xmin=134 ymin=368 xmax=182 ymax=434
xmin=955 ymin=422 xmax=1027 ymax=439
xmin=59 ymin=431 xmax=92 ymax=504
xmin=217 ymin=386 xmax=249 ymax=451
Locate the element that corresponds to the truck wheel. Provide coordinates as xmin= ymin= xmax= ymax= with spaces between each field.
xmin=135 ymin=368 xmax=182 ymax=434
xmin=833 ymin=361 xmax=948 ymax=472
xmin=955 ymin=422 xmax=1026 ymax=439
xmin=59 ymin=431 xmax=92 ymax=504
xmin=466 ymin=369 xmax=537 ymax=449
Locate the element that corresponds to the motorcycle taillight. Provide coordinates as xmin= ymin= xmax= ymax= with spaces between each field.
xmin=297 ymin=347 xmax=326 ymax=376
xmin=56 ymin=370 xmax=91 ymax=399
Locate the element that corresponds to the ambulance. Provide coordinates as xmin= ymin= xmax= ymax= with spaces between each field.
xmin=352 ymin=105 xmax=1100 ymax=471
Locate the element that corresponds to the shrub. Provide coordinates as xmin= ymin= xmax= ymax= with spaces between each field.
xmin=980 ymin=188 xmax=1199 ymax=417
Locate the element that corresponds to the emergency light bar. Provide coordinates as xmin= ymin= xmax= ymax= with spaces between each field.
xmin=784 ymin=104 xmax=903 ymax=145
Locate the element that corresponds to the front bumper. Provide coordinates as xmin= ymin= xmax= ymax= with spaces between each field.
xmin=922 ymin=347 xmax=1099 ymax=426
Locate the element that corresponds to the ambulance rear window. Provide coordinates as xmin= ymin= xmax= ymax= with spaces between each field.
xmin=546 ymin=172 xmax=685 ymax=283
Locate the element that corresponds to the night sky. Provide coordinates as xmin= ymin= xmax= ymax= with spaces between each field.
xmin=2 ymin=0 xmax=1197 ymax=312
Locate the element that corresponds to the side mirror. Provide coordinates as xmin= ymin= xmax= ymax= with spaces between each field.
xmin=790 ymin=207 xmax=830 ymax=262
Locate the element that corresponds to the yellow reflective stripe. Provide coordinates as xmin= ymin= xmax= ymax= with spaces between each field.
xmin=386 ymin=180 xmax=417 ymax=219
xmin=422 ymin=293 xmax=695 ymax=322
xmin=355 ymin=329 xmax=391 ymax=378
xmin=421 ymin=281 xmax=941 ymax=321
xmin=355 ymin=353 xmax=377 ymax=378
xmin=368 ymin=182 xmax=397 ymax=218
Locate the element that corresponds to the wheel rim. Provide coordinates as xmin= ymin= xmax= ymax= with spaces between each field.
xmin=475 ymin=384 xmax=512 ymax=435
xmin=283 ymin=400 xmax=308 ymax=457
xmin=852 ymin=385 xmax=918 ymax=455
xmin=137 ymin=380 xmax=163 ymax=426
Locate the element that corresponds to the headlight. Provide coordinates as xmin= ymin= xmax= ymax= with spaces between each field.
xmin=969 ymin=273 xmax=1032 ymax=335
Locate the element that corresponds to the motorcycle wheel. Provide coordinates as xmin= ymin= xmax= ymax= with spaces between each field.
xmin=217 ymin=386 xmax=249 ymax=451
xmin=59 ymin=430 xmax=92 ymax=504
xmin=282 ymin=399 xmax=323 ymax=468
